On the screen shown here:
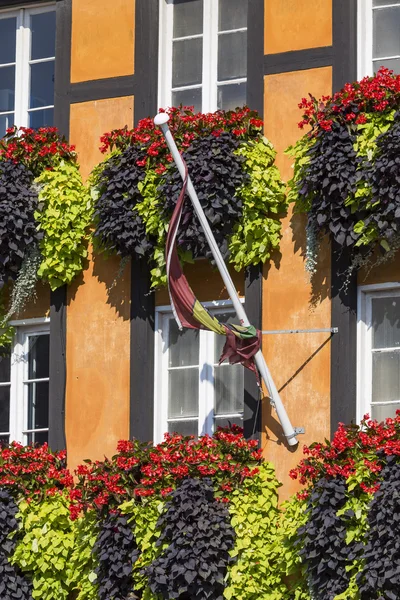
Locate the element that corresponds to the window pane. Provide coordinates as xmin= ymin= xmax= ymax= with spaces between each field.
xmin=219 ymin=0 xmax=248 ymax=31
xmin=0 ymin=113 xmax=14 ymax=137
xmin=173 ymin=0 xmax=203 ymax=38
xmin=0 ymin=18 xmax=16 ymax=65
xmin=31 ymin=12 xmax=56 ymax=60
xmin=172 ymin=38 xmax=202 ymax=87
xmin=168 ymin=369 xmax=198 ymax=417
xmin=28 ymin=335 xmax=50 ymax=380
xmin=372 ymin=351 xmax=400 ymax=403
xmin=29 ymin=107 xmax=54 ymax=129
xmin=30 ymin=61 xmax=55 ymax=108
xmin=0 ymin=435 xmax=9 ymax=445
xmin=27 ymin=381 xmax=49 ymax=430
xmin=373 ymin=0 xmax=400 ymax=6
xmin=0 ymin=350 xmax=11 ymax=383
xmin=373 ymin=7 xmax=400 ymax=58
xmin=169 ymin=319 xmax=199 ymax=367
xmin=214 ymin=415 xmax=243 ymax=431
xmin=0 ymin=386 xmax=10 ymax=432
xmin=26 ymin=430 xmax=48 ymax=445
xmin=218 ymin=82 xmax=246 ymax=110
xmin=214 ymin=364 xmax=243 ymax=415
xmin=372 ymin=297 xmax=400 ymax=349
xmin=0 ymin=66 xmax=15 ymax=111
xmin=172 ymin=87 xmax=202 ymax=112
xmin=373 ymin=58 xmax=400 ymax=73
xmin=371 ymin=402 xmax=400 ymax=422
xmin=214 ymin=312 xmax=237 ymax=360
xmin=218 ymin=31 xmax=247 ymax=81
xmin=168 ymin=420 xmax=198 ymax=437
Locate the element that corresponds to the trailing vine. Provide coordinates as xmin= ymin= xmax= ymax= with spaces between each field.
xmin=287 ymin=67 xmax=400 ymax=279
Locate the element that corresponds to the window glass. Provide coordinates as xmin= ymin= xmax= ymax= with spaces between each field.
xmin=28 ymin=335 xmax=50 ymax=380
xmin=218 ymin=31 xmax=247 ymax=81
xmin=168 ymin=370 xmax=199 ymax=418
xmin=0 ymin=66 xmax=15 ymax=112
xmin=30 ymin=61 xmax=55 ymax=109
xmin=0 ymin=387 xmax=10 ymax=433
xmin=169 ymin=320 xmax=199 ymax=367
xmin=168 ymin=420 xmax=198 ymax=437
xmin=219 ymin=0 xmax=247 ymax=31
xmin=30 ymin=12 xmax=56 ymax=60
xmin=0 ymin=113 xmax=14 ymax=134
xmin=29 ymin=107 xmax=54 ymax=129
xmin=172 ymin=88 xmax=202 ymax=112
xmin=172 ymin=38 xmax=203 ymax=87
xmin=0 ymin=18 xmax=16 ymax=64
xmin=173 ymin=0 xmax=203 ymax=37
xmin=373 ymin=6 xmax=400 ymax=59
xmin=218 ymin=82 xmax=246 ymax=110
xmin=27 ymin=381 xmax=49 ymax=430
xmin=0 ymin=350 xmax=11 ymax=383
xmin=372 ymin=352 xmax=400 ymax=403
xmin=373 ymin=0 xmax=400 ymax=7
xmin=372 ymin=297 xmax=400 ymax=349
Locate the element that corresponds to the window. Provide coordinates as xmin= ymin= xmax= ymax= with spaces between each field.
xmin=0 ymin=4 xmax=56 ymax=137
xmin=158 ymin=0 xmax=248 ymax=113
xmin=358 ymin=284 xmax=400 ymax=422
xmin=154 ymin=301 xmax=244 ymax=442
xmin=0 ymin=320 xmax=50 ymax=445
xmin=358 ymin=0 xmax=400 ymax=76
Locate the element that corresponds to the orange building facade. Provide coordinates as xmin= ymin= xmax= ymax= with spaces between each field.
xmin=1 ymin=0 xmax=399 ymax=498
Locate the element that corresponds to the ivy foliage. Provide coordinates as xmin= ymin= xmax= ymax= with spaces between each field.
xmin=12 ymin=495 xmax=76 ymax=600
xmin=34 ymin=161 xmax=92 ymax=290
xmin=229 ymin=137 xmax=287 ymax=270
xmin=224 ymin=462 xmax=286 ymax=600
xmin=146 ymin=478 xmax=236 ymax=600
xmin=0 ymin=160 xmax=40 ymax=287
xmin=94 ymin=511 xmax=139 ymax=600
xmin=0 ymin=489 xmax=33 ymax=600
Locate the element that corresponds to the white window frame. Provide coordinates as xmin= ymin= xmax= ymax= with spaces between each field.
xmin=1 ymin=317 xmax=50 ymax=444
xmin=158 ymin=0 xmax=247 ymax=112
xmin=154 ymin=299 xmax=244 ymax=443
xmin=0 ymin=2 xmax=56 ymax=130
xmin=358 ymin=0 xmax=400 ymax=78
xmin=357 ymin=282 xmax=400 ymax=422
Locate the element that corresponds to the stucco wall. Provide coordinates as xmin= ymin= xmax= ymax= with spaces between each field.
xmin=262 ymin=67 xmax=333 ymax=500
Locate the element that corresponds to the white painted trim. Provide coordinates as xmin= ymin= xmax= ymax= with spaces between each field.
xmin=9 ymin=316 xmax=50 ymax=326
xmin=357 ymin=282 xmax=400 ymax=422
xmin=358 ymin=0 xmax=373 ymax=78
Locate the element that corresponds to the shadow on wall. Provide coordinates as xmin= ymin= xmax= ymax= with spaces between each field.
xmin=92 ymin=252 xmax=131 ymax=321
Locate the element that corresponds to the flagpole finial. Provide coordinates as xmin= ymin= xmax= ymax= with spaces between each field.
xmin=154 ymin=113 xmax=170 ymax=126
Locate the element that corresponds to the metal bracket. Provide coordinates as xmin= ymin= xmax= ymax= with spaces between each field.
xmin=286 ymin=427 xmax=306 ymax=440
xmin=262 ymin=327 xmax=338 ymax=335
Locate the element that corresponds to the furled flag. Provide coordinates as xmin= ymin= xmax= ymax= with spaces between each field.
xmin=165 ymin=162 xmax=261 ymax=374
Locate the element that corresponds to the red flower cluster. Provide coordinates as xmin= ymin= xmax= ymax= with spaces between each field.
xmin=0 ymin=126 xmax=76 ymax=176
xmin=99 ymin=105 xmax=263 ymax=171
xmin=0 ymin=442 xmax=72 ymax=501
xmin=71 ymin=424 xmax=262 ymax=519
xmin=297 ymin=67 xmax=400 ymax=132
xmin=290 ymin=413 xmax=400 ymax=497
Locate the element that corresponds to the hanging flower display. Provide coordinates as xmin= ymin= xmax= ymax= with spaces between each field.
xmin=92 ymin=106 xmax=287 ymax=287
xmin=287 ymin=67 xmax=400 ymax=278
xmin=0 ymin=126 xmax=92 ymax=331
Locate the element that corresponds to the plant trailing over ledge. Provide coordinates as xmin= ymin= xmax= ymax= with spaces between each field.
xmin=287 ymin=67 xmax=400 ymax=279
xmin=93 ymin=106 xmax=287 ymax=287
xmin=0 ymin=127 xmax=91 ymax=338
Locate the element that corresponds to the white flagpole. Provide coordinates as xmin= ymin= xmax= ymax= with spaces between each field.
xmin=154 ymin=113 xmax=300 ymax=446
